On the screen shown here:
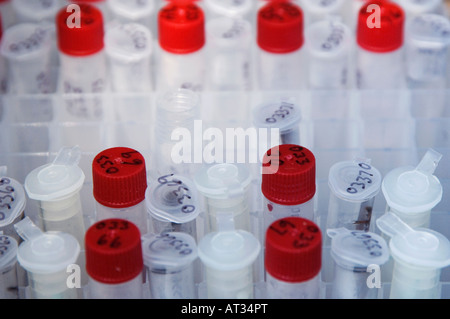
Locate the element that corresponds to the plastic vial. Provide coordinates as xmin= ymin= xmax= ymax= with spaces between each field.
xmin=204 ymin=0 xmax=254 ymax=19
xmin=0 ymin=235 xmax=19 ymax=299
xmin=395 ymin=0 xmax=444 ymax=24
xmin=0 ymin=176 xmax=26 ymax=244
xmin=252 ymin=97 xmax=301 ymax=147
xmin=205 ymin=17 xmax=252 ymax=91
xmin=154 ymin=88 xmax=201 ymax=178
xmin=381 ymin=149 xmax=443 ymax=229
xmin=327 ymin=228 xmax=389 ymax=299
xmin=405 ymin=14 xmax=450 ymax=89
xmin=298 ymin=0 xmax=345 ymax=27
xmin=261 ymin=144 xmax=317 ymax=232
xmin=156 ymin=0 xmax=206 ymax=92
xmin=146 ymin=174 xmax=200 ymax=241
xmin=142 ymin=232 xmax=198 ymax=299
xmin=104 ymin=22 xmax=153 ymax=92
xmin=11 ymin=0 xmax=60 ymax=23
xmin=356 ymin=1 xmax=405 ymax=89
xmin=198 ymin=228 xmax=260 ymax=299
xmin=194 ymin=163 xmax=252 ymax=233
xmin=85 ymin=218 xmax=144 ymax=299
xmin=92 ymin=147 xmax=149 ymax=236
xmin=256 ymin=0 xmax=306 ymax=90
xmin=0 ymin=23 xmax=52 ymax=94
xmin=14 ymin=217 xmax=80 ymax=299
xmin=304 ymin=19 xmax=351 ymax=89
xmin=327 ymin=158 xmax=382 ymax=232
xmin=24 ymin=146 xmax=86 ymax=250
xmin=377 ymin=212 xmax=450 ymax=299
xmin=107 ymin=0 xmax=155 ymax=30
xmin=56 ymin=3 xmax=107 ymax=120
xmin=265 ymin=217 xmax=322 ymax=299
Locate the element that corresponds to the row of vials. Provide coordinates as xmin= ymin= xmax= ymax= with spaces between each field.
xmin=0 ymin=138 xmax=448 ymax=299
xmin=0 ymin=0 xmax=450 ymax=98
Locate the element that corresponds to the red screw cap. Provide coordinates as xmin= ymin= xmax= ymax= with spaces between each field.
xmin=357 ymin=0 xmax=404 ymax=53
xmin=92 ymin=147 xmax=147 ymax=209
xmin=56 ymin=3 xmax=104 ymax=56
xmin=262 ymin=144 xmax=316 ymax=206
xmin=85 ymin=219 xmax=143 ymax=284
xmin=257 ymin=0 xmax=304 ymax=53
xmin=265 ymin=217 xmax=322 ymax=282
xmin=158 ymin=0 xmax=205 ymax=54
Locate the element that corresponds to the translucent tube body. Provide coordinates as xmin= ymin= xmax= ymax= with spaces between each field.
xmin=263 ymin=198 xmax=315 ymax=232
xmin=266 ymin=272 xmax=320 ymax=299
xmin=88 ymin=275 xmax=143 ymax=299
xmin=0 ymin=235 xmax=19 ymax=299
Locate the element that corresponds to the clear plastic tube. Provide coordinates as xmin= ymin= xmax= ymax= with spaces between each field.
xmin=87 ymin=275 xmax=143 ymax=299
xmin=14 ymin=217 xmax=80 ymax=299
xmin=299 ymin=0 xmax=345 ymax=27
xmin=107 ymin=0 xmax=155 ymax=30
xmin=266 ymin=272 xmax=320 ymax=299
xmin=11 ymin=0 xmax=60 ymax=24
xmin=104 ymin=22 xmax=153 ymax=92
xmin=142 ymin=232 xmax=198 ymax=299
xmin=0 ymin=235 xmax=19 ymax=299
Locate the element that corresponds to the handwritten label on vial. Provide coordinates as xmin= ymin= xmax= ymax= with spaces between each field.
xmin=8 ymin=28 xmax=48 ymax=55
xmin=96 ymin=150 xmax=143 ymax=175
xmin=0 ymin=178 xmax=15 ymax=222
xmin=321 ymin=23 xmax=346 ymax=52
xmin=350 ymin=231 xmax=383 ymax=257
xmin=95 ymin=220 xmax=130 ymax=249
xmin=266 ymin=145 xmax=310 ymax=167
xmin=157 ymin=174 xmax=195 ymax=214
xmin=346 ymin=162 xmax=374 ymax=194
xmin=151 ymin=232 xmax=193 ymax=256
xmin=269 ymin=219 xmax=319 ymax=249
xmin=265 ymin=101 xmax=294 ymax=124
xmin=0 ymin=235 xmax=11 ymax=256
xmin=260 ymin=2 xmax=300 ymax=21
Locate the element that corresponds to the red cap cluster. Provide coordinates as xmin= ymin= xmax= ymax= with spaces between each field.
xmin=257 ymin=0 xmax=304 ymax=53
xmin=56 ymin=3 xmax=104 ymax=56
xmin=92 ymin=147 xmax=147 ymax=209
xmin=357 ymin=0 xmax=405 ymax=53
xmin=266 ymin=217 xmax=322 ymax=282
xmin=158 ymin=0 xmax=205 ymax=54
xmin=85 ymin=219 xmax=143 ymax=284
xmin=262 ymin=144 xmax=316 ymax=206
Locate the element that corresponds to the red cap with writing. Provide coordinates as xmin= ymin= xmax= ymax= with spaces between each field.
xmin=56 ymin=4 xmax=104 ymax=56
xmin=262 ymin=144 xmax=316 ymax=206
xmin=158 ymin=0 xmax=205 ymax=54
xmin=357 ymin=0 xmax=404 ymax=52
xmin=85 ymin=219 xmax=143 ymax=284
xmin=92 ymin=147 xmax=147 ymax=209
xmin=257 ymin=0 xmax=304 ymax=53
xmin=265 ymin=217 xmax=322 ymax=282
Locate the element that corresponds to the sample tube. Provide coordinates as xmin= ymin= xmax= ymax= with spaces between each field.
xmin=92 ymin=147 xmax=149 ymax=236
xmin=252 ymin=98 xmax=301 ymax=147
xmin=405 ymin=14 xmax=450 ymax=90
xmin=261 ymin=144 xmax=317 ymax=232
xmin=104 ymin=22 xmax=153 ymax=92
xmin=194 ymin=163 xmax=252 ymax=233
xmin=356 ymin=1 xmax=405 ymax=89
xmin=154 ymin=88 xmax=201 ymax=178
xmin=142 ymin=232 xmax=198 ymax=299
xmin=377 ymin=212 xmax=450 ymax=299
xmin=256 ymin=0 xmax=306 ymax=90
xmin=395 ymin=0 xmax=444 ymax=24
xmin=265 ymin=217 xmax=322 ymax=299
xmin=327 ymin=228 xmax=389 ymax=299
xmin=381 ymin=148 xmax=443 ymax=229
xmin=14 ymin=217 xmax=80 ymax=299
xmin=0 ymin=23 xmax=52 ymax=94
xmin=146 ymin=174 xmax=200 ymax=241
xmin=304 ymin=19 xmax=352 ymax=89
xmin=327 ymin=158 xmax=382 ymax=232
xmin=56 ymin=3 xmax=107 ymax=120
xmin=107 ymin=0 xmax=155 ymax=30
xmin=0 ymin=235 xmax=19 ymax=299
xmin=0 ymin=176 xmax=26 ymax=244
xmin=298 ymin=0 xmax=345 ymax=27
xmin=198 ymin=228 xmax=260 ymax=299
xmin=85 ymin=218 xmax=144 ymax=299
xmin=156 ymin=0 xmax=206 ymax=92
xmin=204 ymin=0 xmax=254 ymax=20
xmin=205 ymin=17 xmax=252 ymax=91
